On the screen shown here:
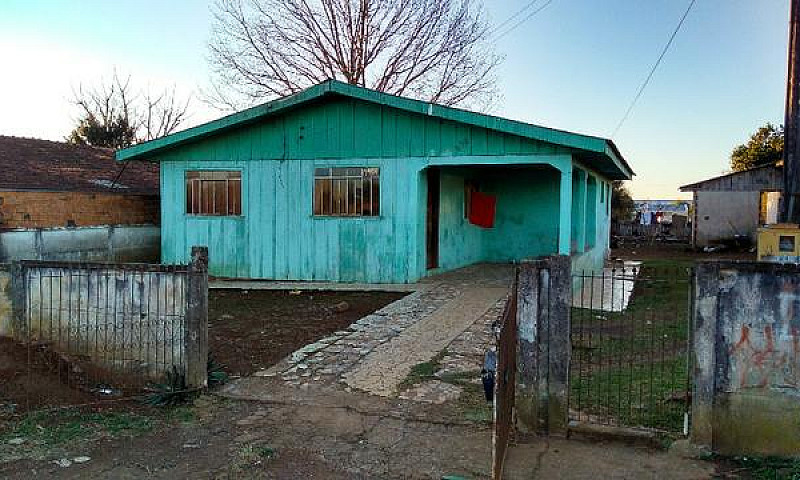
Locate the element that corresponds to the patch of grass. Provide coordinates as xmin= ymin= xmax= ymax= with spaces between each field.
xmin=570 ymin=261 xmax=692 ymax=433
xmin=0 ymin=410 xmax=156 ymax=447
xmin=398 ymin=350 xmax=447 ymax=391
xmin=719 ymin=455 xmax=800 ymax=480
xmin=439 ymin=371 xmax=493 ymax=424
xmin=166 ymin=406 xmax=196 ymax=423
xmin=229 ymin=444 xmax=277 ymax=473
xmin=570 ymin=356 xmax=689 ymax=432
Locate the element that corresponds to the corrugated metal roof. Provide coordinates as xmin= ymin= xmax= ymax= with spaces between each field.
xmin=679 ymin=164 xmax=783 ymax=192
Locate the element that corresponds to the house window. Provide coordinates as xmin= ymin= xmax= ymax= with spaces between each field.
xmin=780 ymin=235 xmax=796 ymax=253
xmin=313 ymin=167 xmax=380 ymax=216
xmin=185 ymin=170 xmax=242 ymax=216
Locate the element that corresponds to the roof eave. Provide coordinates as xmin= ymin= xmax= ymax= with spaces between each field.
xmin=116 ymin=82 xmax=336 ymax=162
xmin=117 ymin=80 xmax=632 ymax=178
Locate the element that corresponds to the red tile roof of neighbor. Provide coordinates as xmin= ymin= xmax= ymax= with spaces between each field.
xmin=0 ymin=135 xmax=159 ymax=195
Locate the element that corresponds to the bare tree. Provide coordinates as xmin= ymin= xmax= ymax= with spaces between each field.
xmin=68 ymin=72 xmax=192 ymax=148
xmin=207 ymin=0 xmax=501 ymax=110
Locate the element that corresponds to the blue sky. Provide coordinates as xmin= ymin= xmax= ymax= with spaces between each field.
xmin=0 ymin=0 xmax=790 ymax=199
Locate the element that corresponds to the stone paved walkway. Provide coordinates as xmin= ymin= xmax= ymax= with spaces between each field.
xmin=343 ymin=286 xmax=508 ymax=396
xmin=255 ymin=264 xmax=514 ymax=399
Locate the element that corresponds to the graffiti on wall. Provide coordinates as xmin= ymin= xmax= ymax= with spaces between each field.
xmin=725 ymin=273 xmax=800 ymax=392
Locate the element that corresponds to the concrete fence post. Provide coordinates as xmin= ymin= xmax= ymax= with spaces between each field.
xmin=185 ymin=246 xmax=209 ymax=389
xmin=516 ymin=255 xmax=571 ymax=436
xmin=9 ymin=261 xmax=27 ymax=342
xmin=516 ymin=260 xmax=541 ymax=433
xmin=545 ymin=255 xmax=572 ymax=435
xmin=691 ymin=262 xmax=719 ymax=450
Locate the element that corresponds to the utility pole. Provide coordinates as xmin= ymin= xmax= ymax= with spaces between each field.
xmin=782 ymin=0 xmax=800 ymax=223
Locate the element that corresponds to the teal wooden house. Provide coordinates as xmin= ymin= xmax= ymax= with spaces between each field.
xmin=117 ymin=81 xmax=633 ymax=283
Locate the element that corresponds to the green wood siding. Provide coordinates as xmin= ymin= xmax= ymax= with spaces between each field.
xmin=155 ymin=95 xmax=613 ymax=282
xmin=158 ymin=97 xmax=570 ymax=163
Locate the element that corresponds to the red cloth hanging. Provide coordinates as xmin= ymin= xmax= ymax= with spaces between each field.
xmin=469 ymin=191 xmax=497 ymax=228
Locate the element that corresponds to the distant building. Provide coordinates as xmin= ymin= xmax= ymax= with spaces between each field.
xmin=0 ymin=135 xmax=159 ymax=229
xmin=0 ymin=136 xmax=160 ymax=262
xmin=679 ymin=165 xmax=782 ymax=248
xmin=633 ymin=199 xmax=691 ymax=224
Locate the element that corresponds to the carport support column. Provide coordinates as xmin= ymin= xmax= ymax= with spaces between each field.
xmin=572 ymin=169 xmax=587 ymax=253
xmin=516 ymin=255 xmax=571 ymax=436
xmin=558 ymin=167 xmax=572 ymax=255
xmin=185 ymin=246 xmax=209 ymax=389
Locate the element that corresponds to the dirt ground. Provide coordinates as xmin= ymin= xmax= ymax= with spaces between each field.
xmin=0 ymin=290 xmax=404 ymax=417
xmin=611 ymin=242 xmax=756 ymax=262
xmin=0 ymin=259 xmax=764 ymax=479
xmin=208 ymin=289 xmax=406 ymax=377
xmin=0 ymin=338 xmax=99 ymax=414
xmin=0 ymin=380 xmax=717 ymax=479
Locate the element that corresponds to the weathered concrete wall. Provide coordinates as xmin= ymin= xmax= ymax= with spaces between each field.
xmin=0 ymin=224 xmax=160 ymax=263
xmin=693 ymin=261 xmax=800 ymax=456
xmin=694 ymin=191 xmax=761 ymax=247
xmin=18 ymin=264 xmax=189 ymax=382
xmin=516 ymin=255 xmax=571 ymax=436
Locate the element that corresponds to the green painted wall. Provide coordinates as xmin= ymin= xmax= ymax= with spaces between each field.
xmin=437 ymin=169 xmax=485 ymax=272
xmin=483 ymin=168 xmax=560 ymax=262
xmin=155 ymin=95 xmax=612 ymax=282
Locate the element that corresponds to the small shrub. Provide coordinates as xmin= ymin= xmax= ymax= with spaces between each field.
xmin=207 ymin=353 xmax=229 ymax=387
xmin=144 ymin=366 xmax=195 ymax=407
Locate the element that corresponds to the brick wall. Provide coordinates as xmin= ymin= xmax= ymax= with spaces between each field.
xmin=0 ymin=191 xmax=159 ymax=229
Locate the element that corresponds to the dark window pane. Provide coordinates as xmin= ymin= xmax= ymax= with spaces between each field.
xmin=371 ymin=178 xmax=380 ymax=216
xmin=348 ymin=179 xmax=358 ymax=215
xmin=228 ymin=179 xmax=241 ymax=215
xmin=312 ymin=167 xmax=380 ymax=217
xmin=184 ymin=170 xmax=243 ymax=216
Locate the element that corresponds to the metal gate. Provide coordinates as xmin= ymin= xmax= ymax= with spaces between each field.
xmin=492 ymin=270 xmax=518 ymax=479
xmin=569 ymin=262 xmax=693 ymax=435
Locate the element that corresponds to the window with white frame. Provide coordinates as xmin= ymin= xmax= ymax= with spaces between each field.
xmin=185 ymin=170 xmax=242 ymax=216
xmin=313 ymin=167 xmax=380 ymax=216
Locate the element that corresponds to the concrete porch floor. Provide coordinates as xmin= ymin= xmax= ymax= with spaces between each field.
xmin=242 ymin=263 xmax=514 ymax=400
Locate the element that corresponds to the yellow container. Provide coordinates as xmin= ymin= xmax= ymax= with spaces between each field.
xmin=757 ymin=223 xmax=800 ymax=261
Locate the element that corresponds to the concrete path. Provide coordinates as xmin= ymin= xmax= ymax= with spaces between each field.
xmin=343 ymin=286 xmax=508 ymax=396
xmin=255 ymin=263 xmax=513 ymax=399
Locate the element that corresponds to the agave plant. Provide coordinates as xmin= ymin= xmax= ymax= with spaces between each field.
xmin=144 ymin=366 xmax=192 ymax=407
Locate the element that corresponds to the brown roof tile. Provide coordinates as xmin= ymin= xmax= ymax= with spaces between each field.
xmin=0 ymin=135 xmax=159 ymax=195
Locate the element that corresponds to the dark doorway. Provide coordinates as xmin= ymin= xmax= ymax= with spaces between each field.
xmin=426 ymin=168 xmax=440 ymax=270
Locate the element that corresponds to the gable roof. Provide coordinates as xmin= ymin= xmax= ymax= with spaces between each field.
xmin=679 ymin=164 xmax=783 ymax=192
xmin=0 ymin=136 xmax=159 ymax=195
xmin=117 ymin=80 xmax=633 ymax=180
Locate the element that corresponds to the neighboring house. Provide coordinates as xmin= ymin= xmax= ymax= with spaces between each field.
xmin=117 ymin=80 xmax=633 ymax=283
xmin=0 ymin=136 xmax=159 ymax=228
xmin=0 ymin=136 xmax=160 ymax=261
xmin=679 ymin=164 xmax=782 ymax=248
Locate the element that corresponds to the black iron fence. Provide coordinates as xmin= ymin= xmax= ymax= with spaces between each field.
xmin=0 ymin=248 xmax=208 ymax=415
xmin=569 ymin=262 xmax=692 ymax=434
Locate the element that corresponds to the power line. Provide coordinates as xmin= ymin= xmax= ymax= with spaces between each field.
xmin=492 ymin=0 xmax=555 ymax=42
xmin=489 ymin=0 xmax=543 ymax=37
xmin=611 ymin=0 xmax=698 ymax=138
